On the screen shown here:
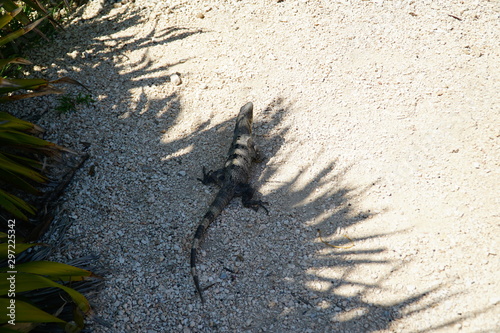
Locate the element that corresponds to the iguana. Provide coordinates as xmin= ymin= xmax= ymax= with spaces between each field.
xmin=190 ymin=102 xmax=268 ymax=303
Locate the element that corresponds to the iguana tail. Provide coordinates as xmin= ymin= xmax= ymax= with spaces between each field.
xmin=190 ymin=186 xmax=234 ymax=303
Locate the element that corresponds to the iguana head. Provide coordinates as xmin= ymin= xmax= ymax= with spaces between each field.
xmin=235 ymin=102 xmax=253 ymax=135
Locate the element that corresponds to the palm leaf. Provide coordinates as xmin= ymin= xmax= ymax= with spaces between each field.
xmin=0 ymin=16 xmax=47 ymax=47
xmin=0 ymin=78 xmax=49 ymax=95
xmin=18 ymin=0 xmax=49 ymax=16
xmin=1 ymin=0 xmax=31 ymax=25
xmin=0 ymin=298 xmax=65 ymax=324
xmin=0 ymin=273 xmax=91 ymax=313
xmin=1 ymin=152 xmax=43 ymax=170
xmin=0 ymin=261 xmax=98 ymax=281
xmin=0 ymin=7 xmax=22 ymax=29
xmin=0 ymin=57 xmax=32 ymax=68
xmin=0 ymin=243 xmax=40 ymax=260
xmin=0 ymin=326 xmax=25 ymax=332
xmin=0 ymin=188 xmax=35 ymax=220
xmin=0 ymin=166 xmax=41 ymax=195
xmin=0 ymin=86 xmax=64 ymax=102
xmin=0 ymin=129 xmax=63 ymax=155
xmin=0 ymin=153 xmax=46 ymax=183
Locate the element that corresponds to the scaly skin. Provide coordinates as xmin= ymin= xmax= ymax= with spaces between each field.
xmin=190 ymin=102 xmax=268 ymax=303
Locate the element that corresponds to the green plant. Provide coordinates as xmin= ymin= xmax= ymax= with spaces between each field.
xmin=0 ymin=2 xmax=101 ymax=332
xmin=0 ymin=112 xmax=67 ymax=220
xmin=0 ymin=232 xmax=100 ymax=331
xmin=0 ymin=56 xmax=86 ymax=102
xmin=0 ymin=0 xmax=69 ymax=45
xmin=0 ymin=1 xmax=85 ymax=102
xmin=0 ymin=3 xmax=47 ymax=45
xmin=0 ymin=4 xmax=56 ymax=100
xmin=56 ymin=93 xmax=95 ymax=113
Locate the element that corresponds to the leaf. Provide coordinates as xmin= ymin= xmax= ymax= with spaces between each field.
xmin=0 ymin=243 xmax=41 ymax=260
xmin=0 ymin=168 xmax=42 ymax=195
xmin=0 ymin=261 xmax=98 ymax=281
xmin=0 ymin=88 xmax=65 ymax=102
xmin=0 ymin=129 xmax=61 ymax=154
xmin=0 ymin=153 xmax=46 ymax=183
xmin=0 ymin=298 xmax=66 ymax=324
xmin=20 ymin=0 xmax=49 ymax=16
xmin=0 ymin=58 xmax=32 ymax=69
xmin=50 ymin=77 xmax=90 ymax=92
xmin=0 ymin=273 xmax=91 ymax=313
xmin=0 ymin=112 xmax=42 ymax=133
xmin=0 ymin=78 xmax=48 ymax=95
xmin=0 ymin=8 xmax=22 ymax=30
xmin=0 ymin=326 xmax=27 ymax=333
xmin=0 ymin=189 xmax=35 ymax=220
xmin=0 ymin=152 xmax=43 ymax=171
xmin=0 ymin=16 xmax=47 ymax=47
xmin=0 ymin=87 xmax=65 ymax=102
xmin=0 ymin=0 xmax=31 ymax=25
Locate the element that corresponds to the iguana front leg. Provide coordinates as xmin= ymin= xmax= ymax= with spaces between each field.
xmin=197 ymin=166 xmax=225 ymax=186
xmin=248 ymin=138 xmax=264 ymax=163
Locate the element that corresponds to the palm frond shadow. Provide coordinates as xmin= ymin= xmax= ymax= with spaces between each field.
xmin=242 ymin=97 xmax=476 ymax=332
xmin=18 ymin=4 xmax=205 ymax=126
xmin=0 ymin=5 xmax=204 ymax=332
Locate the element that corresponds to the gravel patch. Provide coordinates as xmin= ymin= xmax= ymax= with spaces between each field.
xmin=8 ymin=0 xmax=499 ymax=332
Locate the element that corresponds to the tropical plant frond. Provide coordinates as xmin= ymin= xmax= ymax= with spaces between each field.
xmin=1 ymin=152 xmax=43 ymax=170
xmin=0 ymin=77 xmax=87 ymax=102
xmin=0 ymin=188 xmax=35 ymax=220
xmin=0 ymin=78 xmax=50 ymax=95
xmin=0 ymin=16 xmax=47 ymax=47
xmin=0 ymin=261 xmax=99 ymax=281
xmin=0 ymin=272 xmax=92 ymax=313
xmin=0 ymin=297 xmax=66 ymax=324
xmin=0 ymin=7 xmax=23 ymax=30
xmin=0 ymin=129 xmax=66 ymax=156
xmin=0 ymin=113 xmax=43 ymax=134
xmin=0 ymin=168 xmax=41 ymax=195
xmin=0 ymin=242 xmax=40 ymax=260
xmin=0 ymin=86 xmax=65 ymax=102
xmin=0 ymin=57 xmax=32 ymax=68
xmin=50 ymin=77 xmax=90 ymax=92
xmin=0 ymin=153 xmax=46 ymax=183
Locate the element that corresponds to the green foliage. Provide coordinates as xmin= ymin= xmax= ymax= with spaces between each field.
xmin=0 ymin=3 xmax=55 ymax=101
xmin=0 ymin=233 xmax=99 ymax=331
xmin=0 ymin=1 xmax=85 ymax=101
xmin=0 ymin=57 xmax=29 ymax=78
xmin=56 ymin=93 xmax=95 ymax=113
xmin=0 ymin=0 xmax=71 ymax=46
xmin=0 ymin=112 xmax=66 ymax=220
xmin=0 ymin=3 xmax=101 ymax=332
xmin=0 ymin=0 xmax=48 ymax=47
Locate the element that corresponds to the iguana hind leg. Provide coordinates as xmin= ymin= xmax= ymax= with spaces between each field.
xmin=238 ymin=183 xmax=269 ymax=214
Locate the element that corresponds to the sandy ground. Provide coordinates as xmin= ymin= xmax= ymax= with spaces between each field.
xmin=12 ymin=0 xmax=499 ymax=332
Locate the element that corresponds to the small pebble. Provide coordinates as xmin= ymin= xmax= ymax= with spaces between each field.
xmin=171 ymin=73 xmax=182 ymax=85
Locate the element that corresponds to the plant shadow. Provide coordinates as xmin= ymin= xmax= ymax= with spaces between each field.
xmin=192 ymin=97 xmax=488 ymax=332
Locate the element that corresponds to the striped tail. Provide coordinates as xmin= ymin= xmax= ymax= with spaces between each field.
xmin=191 ymin=219 xmax=209 ymax=303
xmin=190 ymin=187 xmax=233 ymax=303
